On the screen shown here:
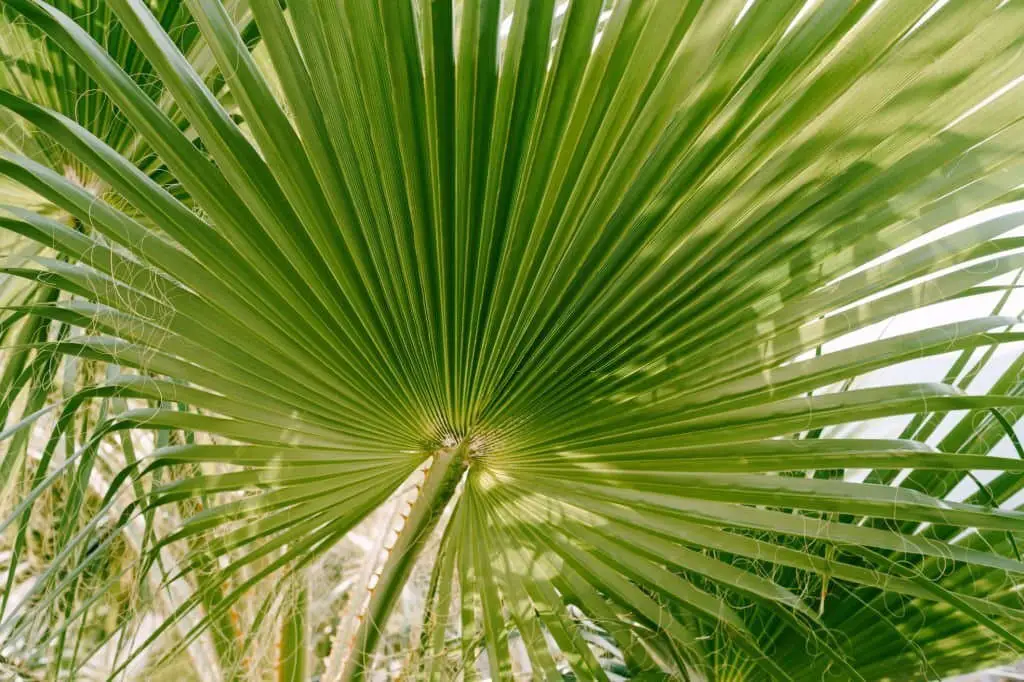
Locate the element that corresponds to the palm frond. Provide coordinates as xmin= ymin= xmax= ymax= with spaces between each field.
xmin=2 ymin=0 xmax=1024 ymax=680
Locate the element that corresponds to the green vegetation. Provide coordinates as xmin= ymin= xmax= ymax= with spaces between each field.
xmin=2 ymin=1 xmax=1024 ymax=679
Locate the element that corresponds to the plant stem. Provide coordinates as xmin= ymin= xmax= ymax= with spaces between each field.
xmin=339 ymin=442 xmax=468 ymax=681
xmin=277 ymin=575 xmax=308 ymax=682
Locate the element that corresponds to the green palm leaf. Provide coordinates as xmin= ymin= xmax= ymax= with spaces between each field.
xmin=3 ymin=0 xmax=1024 ymax=679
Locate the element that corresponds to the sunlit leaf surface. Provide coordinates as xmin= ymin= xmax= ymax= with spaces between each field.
xmin=2 ymin=1 xmax=1024 ymax=680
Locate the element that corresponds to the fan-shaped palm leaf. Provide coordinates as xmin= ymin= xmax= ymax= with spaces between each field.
xmin=3 ymin=1 xmax=1024 ymax=680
